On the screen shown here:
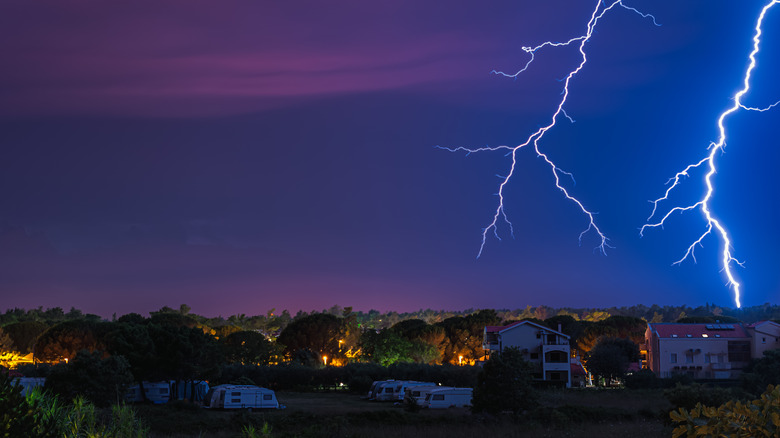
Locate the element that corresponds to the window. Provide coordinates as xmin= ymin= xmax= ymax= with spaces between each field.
xmin=711 ymin=355 xmax=719 ymax=364
xmin=705 ymin=354 xmax=711 ymax=363
xmin=433 ymin=394 xmax=445 ymax=401
xmin=762 ymin=337 xmax=766 ymax=344
xmin=231 ymin=399 xmax=241 ymax=403
xmin=231 ymin=392 xmax=241 ymax=396
xmin=670 ymin=353 xmax=677 ymax=364
xmin=384 ymin=388 xmax=393 ymax=393
xmin=263 ymin=394 xmax=272 ymax=400
xmin=685 ymin=354 xmax=693 ymax=364
xmin=728 ymin=341 xmax=751 ymax=363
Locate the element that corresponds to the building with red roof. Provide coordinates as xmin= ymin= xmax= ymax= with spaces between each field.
xmin=483 ymin=320 xmax=572 ymax=387
xmin=644 ymin=321 xmax=780 ymax=379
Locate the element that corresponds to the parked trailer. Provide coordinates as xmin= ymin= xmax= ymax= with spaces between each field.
xmin=391 ymin=381 xmax=436 ymax=402
xmin=12 ymin=377 xmax=45 ymax=396
xmin=366 ymin=380 xmax=395 ymax=400
xmin=404 ymin=385 xmax=448 ymax=405
xmin=421 ymin=387 xmax=473 ymax=409
xmin=125 ymin=382 xmax=171 ymax=404
xmin=374 ymin=380 xmax=405 ymax=401
xmin=204 ymin=384 xmax=280 ymax=410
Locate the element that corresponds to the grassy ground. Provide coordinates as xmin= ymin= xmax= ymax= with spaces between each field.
xmin=138 ymin=389 xmax=673 ymax=438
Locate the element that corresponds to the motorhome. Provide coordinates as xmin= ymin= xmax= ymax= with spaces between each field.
xmin=125 ymin=382 xmax=171 ymax=404
xmin=421 ymin=387 xmax=473 ymax=409
xmin=204 ymin=384 xmax=280 ymax=410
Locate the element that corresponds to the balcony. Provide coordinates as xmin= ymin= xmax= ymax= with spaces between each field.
xmin=542 ymin=344 xmax=570 ymax=354
xmin=543 ymin=362 xmax=570 ymax=372
xmin=711 ymin=362 xmax=731 ymax=371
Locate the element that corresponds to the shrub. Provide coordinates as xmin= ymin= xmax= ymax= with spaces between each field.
xmin=670 ymin=384 xmax=780 ymax=437
xmin=664 ymin=383 xmax=741 ymax=410
xmin=624 ymin=369 xmax=660 ymax=389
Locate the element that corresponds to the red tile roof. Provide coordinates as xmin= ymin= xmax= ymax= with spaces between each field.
xmin=571 ymin=362 xmax=587 ymax=376
xmin=650 ymin=323 xmax=750 ymax=339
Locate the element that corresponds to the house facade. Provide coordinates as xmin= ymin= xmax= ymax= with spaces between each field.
xmin=483 ymin=321 xmax=571 ymax=387
xmin=645 ymin=323 xmax=757 ymax=379
xmin=745 ymin=320 xmax=780 ymax=359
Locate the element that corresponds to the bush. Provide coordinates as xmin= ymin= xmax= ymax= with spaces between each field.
xmin=472 ymin=347 xmax=537 ymax=414
xmin=664 ymin=383 xmax=742 ymax=410
xmin=45 ymin=350 xmax=134 ymax=407
xmin=670 ymin=384 xmax=780 ymax=437
xmin=624 ymin=369 xmax=660 ymax=389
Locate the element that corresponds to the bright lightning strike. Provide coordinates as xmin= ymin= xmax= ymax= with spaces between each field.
xmin=641 ymin=0 xmax=780 ymax=309
xmin=439 ymin=1 xmax=658 ymax=258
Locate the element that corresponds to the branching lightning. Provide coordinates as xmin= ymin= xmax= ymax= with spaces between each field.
xmin=439 ymin=0 xmax=658 ymax=258
xmin=640 ymin=0 xmax=780 ymax=309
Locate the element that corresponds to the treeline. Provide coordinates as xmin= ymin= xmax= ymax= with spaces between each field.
xmin=3 ymin=302 xmax=779 ymax=331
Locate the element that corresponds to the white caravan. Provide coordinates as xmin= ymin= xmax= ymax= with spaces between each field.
xmin=125 ymin=382 xmax=171 ymax=404
xmin=374 ymin=381 xmax=401 ymax=401
xmin=367 ymin=380 xmax=394 ymax=400
xmin=404 ymin=385 xmax=447 ymax=405
xmin=205 ymin=384 xmax=280 ymax=410
xmin=421 ymin=387 xmax=473 ymax=409
xmin=391 ymin=381 xmax=436 ymax=402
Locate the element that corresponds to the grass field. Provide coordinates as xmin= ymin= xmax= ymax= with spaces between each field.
xmin=138 ymin=389 xmax=673 ymax=438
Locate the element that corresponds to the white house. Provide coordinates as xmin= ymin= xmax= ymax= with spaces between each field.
xmin=745 ymin=320 xmax=780 ymax=360
xmin=483 ymin=320 xmax=571 ymax=387
xmin=645 ymin=323 xmax=753 ymax=379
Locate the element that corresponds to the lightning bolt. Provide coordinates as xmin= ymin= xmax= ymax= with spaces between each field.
xmin=640 ymin=0 xmax=780 ymax=309
xmin=439 ymin=1 xmax=658 ymax=258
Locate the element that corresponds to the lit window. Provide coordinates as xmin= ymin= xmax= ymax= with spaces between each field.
xmin=702 ymin=334 xmax=708 ymax=338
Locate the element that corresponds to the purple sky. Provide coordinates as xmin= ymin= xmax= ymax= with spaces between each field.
xmin=1 ymin=1 xmax=779 ymax=317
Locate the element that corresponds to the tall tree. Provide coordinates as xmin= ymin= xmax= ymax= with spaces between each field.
xmin=472 ymin=347 xmax=537 ymax=414
xmin=35 ymin=320 xmax=110 ymax=363
xmin=584 ymin=337 xmax=640 ymax=384
xmin=277 ymin=313 xmax=343 ymax=361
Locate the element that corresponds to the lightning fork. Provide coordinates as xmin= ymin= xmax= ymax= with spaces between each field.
xmin=439 ymin=0 xmax=658 ymax=258
xmin=641 ymin=0 xmax=780 ymax=308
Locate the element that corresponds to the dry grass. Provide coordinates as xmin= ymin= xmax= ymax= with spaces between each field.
xmin=141 ymin=389 xmax=673 ymax=438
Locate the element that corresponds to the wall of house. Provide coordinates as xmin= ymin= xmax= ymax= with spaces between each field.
xmin=750 ymin=322 xmax=780 ymax=359
xmin=652 ymin=337 xmax=744 ymax=379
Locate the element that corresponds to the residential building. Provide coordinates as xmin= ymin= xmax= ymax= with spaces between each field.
xmin=483 ymin=320 xmax=571 ymax=387
xmin=645 ymin=323 xmax=753 ymax=379
xmin=745 ymin=320 xmax=780 ymax=359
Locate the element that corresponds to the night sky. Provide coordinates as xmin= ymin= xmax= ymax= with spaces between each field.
xmin=1 ymin=1 xmax=779 ymax=317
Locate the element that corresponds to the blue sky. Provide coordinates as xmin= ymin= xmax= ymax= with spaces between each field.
xmin=0 ymin=1 xmax=778 ymax=316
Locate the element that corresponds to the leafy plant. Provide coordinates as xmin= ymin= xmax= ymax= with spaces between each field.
xmin=670 ymin=384 xmax=780 ymax=437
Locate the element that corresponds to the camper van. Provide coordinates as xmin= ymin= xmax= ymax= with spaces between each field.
xmin=404 ymin=385 xmax=446 ymax=405
xmin=125 ymin=382 xmax=171 ymax=404
xmin=204 ymin=384 xmax=280 ymax=410
xmin=420 ymin=387 xmax=473 ymax=409
xmin=390 ymin=381 xmax=436 ymax=402
xmin=366 ymin=380 xmax=394 ymax=400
